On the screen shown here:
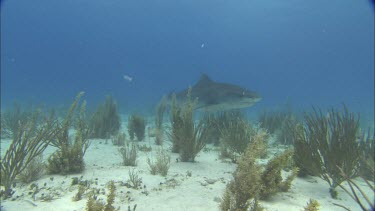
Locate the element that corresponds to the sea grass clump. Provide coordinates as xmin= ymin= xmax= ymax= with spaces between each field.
xmin=1 ymin=102 xmax=33 ymax=139
xmin=203 ymin=111 xmax=244 ymax=145
xmin=112 ymin=132 xmax=126 ymax=146
xmin=147 ymin=148 xmax=171 ymax=176
xmin=293 ymin=105 xmax=361 ymax=198
xmin=86 ymin=181 xmax=117 ymax=211
xmin=358 ymin=129 xmax=374 ymax=181
xmin=219 ymin=118 xmax=255 ymax=162
xmin=337 ymin=166 xmax=374 ymax=211
xmin=1 ymin=109 xmax=58 ymax=198
xmin=259 ymin=150 xmax=298 ymax=199
xmin=154 ymin=97 xmax=167 ymax=145
xmin=119 ymin=142 xmax=138 ymax=166
xmin=47 ymin=92 xmax=91 ymax=175
xmin=220 ymin=130 xmax=297 ymax=210
xmin=18 ymin=154 xmax=45 ymax=184
xmin=304 ymin=199 xmax=320 ymax=211
xmin=169 ymin=88 xmax=209 ymax=162
xmin=128 ymin=114 xmax=146 ymax=141
xmin=258 ymin=105 xmax=300 ymax=145
xmin=104 ymin=181 xmax=116 ymax=211
xmin=89 ymin=95 xmax=121 ymax=139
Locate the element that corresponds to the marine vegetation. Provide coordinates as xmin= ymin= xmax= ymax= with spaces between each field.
xmin=304 ymin=199 xmax=320 ymax=211
xmin=128 ymin=114 xmax=146 ymax=141
xmin=18 ymin=154 xmax=45 ymax=184
xmin=219 ymin=117 xmax=260 ymax=162
xmin=118 ymin=142 xmax=138 ymax=166
xmin=220 ymin=130 xmax=297 ymax=210
xmin=293 ymin=105 xmax=361 ymax=198
xmin=128 ymin=169 xmax=142 ymax=189
xmin=154 ymin=96 xmax=167 ymax=145
xmin=112 ymin=132 xmax=126 ymax=146
xmin=203 ymin=111 xmax=244 ymax=146
xmin=260 ymin=150 xmax=298 ymax=199
xmin=47 ymin=92 xmax=91 ymax=174
xmin=258 ymin=105 xmax=299 ymax=145
xmin=0 ymin=109 xmax=58 ymax=198
xmin=86 ymin=180 xmax=117 ymax=211
xmin=147 ymin=148 xmax=171 ymax=176
xmin=89 ymin=95 xmax=121 ymax=139
xmin=73 ymin=185 xmax=87 ymax=201
xmin=337 ymin=166 xmax=374 ymax=211
xmin=169 ymin=88 xmax=209 ymax=162
xmin=1 ymin=102 xmax=33 ymax=139
xmin=358 ymin=129 xmax=374 ymax=181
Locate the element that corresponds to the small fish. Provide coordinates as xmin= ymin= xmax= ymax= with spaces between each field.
xmin=201 ymin=43 xmax=205 ymax=48
xmin=123 ymin=74 xmax=133 ymax=82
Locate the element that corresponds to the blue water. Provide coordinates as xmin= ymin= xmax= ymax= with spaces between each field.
xmin=1 ymin=0 xmax=374 ymax=124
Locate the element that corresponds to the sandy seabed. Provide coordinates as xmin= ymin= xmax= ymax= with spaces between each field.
xmin=1 ymin=124 xmax=374 ymax=211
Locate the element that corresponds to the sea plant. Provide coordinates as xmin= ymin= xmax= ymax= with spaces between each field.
xmin=154 ymin=97 xmax=167 ymax=145
xmin=219 ymin=118 xmax=255 ymax=162
xmin=169 ymin=88 xmax=209 ymax=162
xmin=104 ymin=181 xmax=116 ymax=211
xmin=0 ymin=109 xmax=58 ymax=198
xmin=337 ymin=166 xmax=374 ymax=211
xmin=203 ymin=111 xmax=244 ymax=145
xmin=147 ymin=148 xmax=171 ymax=176
xmin=128 ymin=169 xmax=142 ymax=189
xmin=1 ymin=102 xmax=32 ymax=139
xmin=293 ymin=105 xmax=361 ymax=198
xmin=220 ymin=130 xmax=297 ymax=210
xmin=128 ymin=114 xmax=146 ymax=141
xmin=89 ymin=95 xmax=121 ymax=139
xmin=86 ymin=181 xmax=117 ymax=211
xmin=357 ymin=128 xmax=374 ymax=180
xmin=258 ymin=108 xmax=289 ymax=134
xmin=155 ymin=96 xmax=167 ymax=130
xmin=259 ymin=150 xmax=298 ymax=199
xmin=47 ymin=92 xmax=91 ymax=174
xmin=304 ymin=199 xmax=320 ymax=211
xmin=73 ymin=185 xmax=87 ymax=201
xmin=118 ymin=142 xmax=138 ymax=166
xmin=18 ymin=154 xmax=45 ymax=184
xmin=258 ymin=105 xmax=299 ymax=145
xmin=112 ymin=132 xmax=126 ymax=146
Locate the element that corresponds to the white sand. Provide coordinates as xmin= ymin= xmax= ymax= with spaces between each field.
xmin=1 ymin=130 xmax=374 ymax=211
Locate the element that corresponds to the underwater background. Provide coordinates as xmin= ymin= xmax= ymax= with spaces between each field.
xmin=1 ymin=0 xmax=374 ymax=125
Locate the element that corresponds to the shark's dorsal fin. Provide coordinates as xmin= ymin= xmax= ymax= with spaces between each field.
xmin=195 ymin=74 xmax=213 ymax=87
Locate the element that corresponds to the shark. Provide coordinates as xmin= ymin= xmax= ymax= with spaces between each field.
xmin=173 ymin=74 xmax=261 ymax=112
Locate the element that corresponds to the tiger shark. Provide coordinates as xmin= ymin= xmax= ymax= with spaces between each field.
xmin=173 ymin=74 xmax=261 ymax=112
